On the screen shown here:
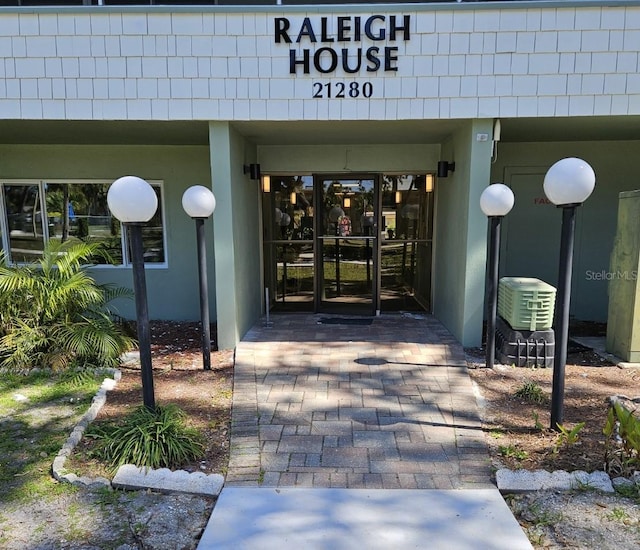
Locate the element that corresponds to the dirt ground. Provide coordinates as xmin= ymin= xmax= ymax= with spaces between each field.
xmin=466 ymin=339 xmax=640 ymax=549
xmin=80 ymin=324 xmax=640 ymax=478
xmin=467 ymin=347 xmax=640 ymax=473
xmin=1 ymin=322 xmax=233 ymax=550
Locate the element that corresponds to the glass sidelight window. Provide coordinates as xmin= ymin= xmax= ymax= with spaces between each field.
xmin=1 ymin=183 xmax=45 ymax=262
xmin=0 ymin=180 xmax=166 ymax=265
xmin=379 ymin=174 xmax=434 ymax=311
xmin=262 ymin=175 xmax=315 ymax=309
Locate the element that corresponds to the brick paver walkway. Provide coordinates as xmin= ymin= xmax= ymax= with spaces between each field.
xmin=226 ymin=313 xmax=493 ymax=489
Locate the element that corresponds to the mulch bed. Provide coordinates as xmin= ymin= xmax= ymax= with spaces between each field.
xmin=68 ymin=321 xmax=234 ymax=478
xmin=468 ymin=348 xmax=640 ymax=473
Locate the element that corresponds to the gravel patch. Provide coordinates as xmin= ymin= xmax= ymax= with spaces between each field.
xmin=0 ymin=487 xmax=214 ymax=550
xmin=506 ymin=490 xmax=640 ymax=549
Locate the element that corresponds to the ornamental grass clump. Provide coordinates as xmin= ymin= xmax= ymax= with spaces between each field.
xmin=87 ymin=404 xmax=204 ymax=471
xmin=514 ymin=381 xmax=546 ymax=404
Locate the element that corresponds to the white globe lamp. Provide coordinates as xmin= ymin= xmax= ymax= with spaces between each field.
xmin=543 ymin=157 xmax=596 ymax=206
xmin=182 ymin=185 xmax=216 ymax=219
xmin=107 ymin=175 xmax=158 ymax=223
xmin=106 ymin=175 xmax=158 ymax=409
xmin=480 ymin=183 xmax=515 ymax=370
xmin=480 ymin=183 xmax=515 ymax=217
xmin=181 ymin=186 xmax=217 ymax=371
xmin=545 ymin=157 xmax=596 ymax=430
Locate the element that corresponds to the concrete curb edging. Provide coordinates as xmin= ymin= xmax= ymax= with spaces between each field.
xmin=112 ymin=464 xmax=224 ymax=497
xmin=51 ymin=368 xmax=121 ymax=489
xmin=496 ymin=468 xmax=615 ymax=493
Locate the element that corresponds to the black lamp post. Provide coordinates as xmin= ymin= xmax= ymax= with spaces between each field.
xmin=107 ymin=175 xmax=158 ymax=410
xmin=182 ymin=185 xmax=217 ymax=371
xmin=480 ymin=183 xmax=515 ymax=368
xmin=543 ymin=158 xmax=596 ymax=430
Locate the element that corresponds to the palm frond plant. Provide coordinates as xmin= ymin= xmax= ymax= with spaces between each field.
xmin=0 ymin=241 xmax=134 ymax=371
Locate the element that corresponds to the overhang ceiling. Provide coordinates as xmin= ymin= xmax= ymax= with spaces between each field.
xmin=1 ymin=115 xmax=640 ymax=146
xmin=500 ymin=116 xmax=640 ymax=142
xmin=232 ymin=119 xmax=467 ymax=145
xmin=0 ymin=120 xmax=210 ymax=145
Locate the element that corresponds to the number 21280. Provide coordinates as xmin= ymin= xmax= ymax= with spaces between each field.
xmin=312 ymin=82 xmax=373 ymax=99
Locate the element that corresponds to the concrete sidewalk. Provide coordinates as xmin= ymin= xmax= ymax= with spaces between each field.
xmin=198 ymin=313 xmax=532 ymax=549
xmin=198 ymin=487 xmax=532 ymax=549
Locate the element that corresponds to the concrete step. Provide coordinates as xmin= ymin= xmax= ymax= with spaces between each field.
xmin=198 ymin=487 xmax=532 ymax=550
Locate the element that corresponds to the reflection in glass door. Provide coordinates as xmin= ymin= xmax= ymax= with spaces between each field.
xmin=379 ymin=175 xmax=434 ymax=311
xmin=315 ymin=176 xmax=378 ymax=314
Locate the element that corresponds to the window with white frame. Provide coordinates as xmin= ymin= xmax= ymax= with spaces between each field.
xmin=0 ymin=180 xmax=166 ymax=266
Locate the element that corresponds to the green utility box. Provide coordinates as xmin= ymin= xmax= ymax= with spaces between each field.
xmin=498 ymin=277 xmax=557 ymax=331
xmin=607 ymin=190 xmax=640 ymax=362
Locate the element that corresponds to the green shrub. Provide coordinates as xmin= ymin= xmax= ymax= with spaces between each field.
xmin=87 ymin=404 xmax=204 ymax=471
xmin=0 ymin=241 xmax=134 ymax=371
xmin=553 ymin=422 xmax=585 ymax=454
xmin=499 ymin=444 xmax=529 ymax=461
xmin=604 ymin=398 xmax=640 ymax=477
xmin=514 ymin=381 xmax=546 ymax=404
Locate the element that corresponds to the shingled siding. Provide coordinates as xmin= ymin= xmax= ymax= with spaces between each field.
xmin=0 ymin=4 xmax=639 ymax=122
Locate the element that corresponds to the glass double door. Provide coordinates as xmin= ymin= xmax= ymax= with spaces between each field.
xmin=262 ymin=173 xmax=433 ymax=315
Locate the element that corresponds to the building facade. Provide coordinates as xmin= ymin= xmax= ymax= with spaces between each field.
xmin=1 ymin=1 xmax=639 ymax=349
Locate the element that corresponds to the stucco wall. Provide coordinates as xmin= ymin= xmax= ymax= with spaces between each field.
xmin=434 ymin=135 xmax=467 ymax=342
xmin=229 ymin=125 xmax=262 ymax=347
xmin=491 ymin=140 xmax=640 ymax=322
xmin=257 ymin=143 xmax=441 ymax=173
xmin=210 ymin=122 xmax=262 ymax=349
xmin=433 ymin=119 xmax=492 ymax=347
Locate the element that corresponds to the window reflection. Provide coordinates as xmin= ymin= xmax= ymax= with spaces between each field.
xmin=380 ymin=174 xmax=434 ymax=311
xmin=321 ymin=179 xmax=374 ymax=238
xmin=3 ymin=184 xmax=45 ymax=262
xmin=0 ymin=181 xmax=166 ymax=265
xmin=45 ymin=182 xmax=122 ymax=263
xmin=261 ymin=173 xmax=434 ymax=313
xmin=263 ymin=175 xmax=314 ymax=242
xmin=124 ymin=185 xmax=165 ymax=264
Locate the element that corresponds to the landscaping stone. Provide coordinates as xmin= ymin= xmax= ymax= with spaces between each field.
xmin=609 ymin=395 xmax=640 ymax=410
xmin=496 ymin=468 xmax=615 ymax=493
xmin=72 ymin=475 xmax=110 ymax=489
xmin=51 ymin=369 xmax=121 ymax=486
xmin=112 ymin=464 xmax=224 ymax=497
xmin=612 ymin=476 xmax=635 ymax=492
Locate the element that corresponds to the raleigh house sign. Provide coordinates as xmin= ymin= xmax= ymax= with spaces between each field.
xmin=274 ymin=15 xmax=411 ymax=98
